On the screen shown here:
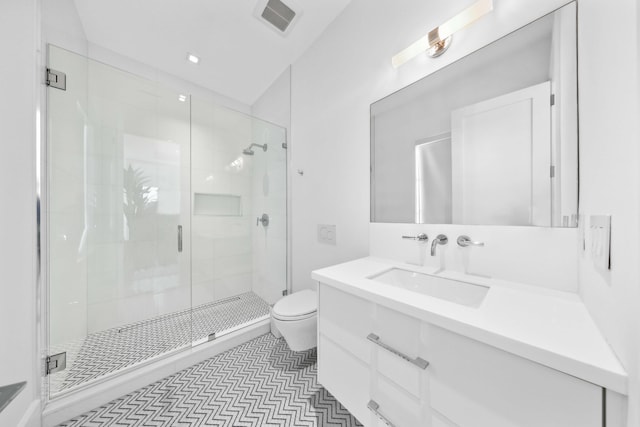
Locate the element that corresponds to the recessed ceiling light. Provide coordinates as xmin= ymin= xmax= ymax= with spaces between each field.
xmin=187 ymin=53 xmax=200 ymax=64
xmin=178 ymin=94 xmax=187 ymax=102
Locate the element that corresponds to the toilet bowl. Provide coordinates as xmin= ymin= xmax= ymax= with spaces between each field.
xmin=272 ymin=289 xmax=317 ymax=352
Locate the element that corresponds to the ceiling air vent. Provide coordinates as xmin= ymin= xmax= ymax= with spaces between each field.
xmin=258 ymin=0 xmax=298 ymax=34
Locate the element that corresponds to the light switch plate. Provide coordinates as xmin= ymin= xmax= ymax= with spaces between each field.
xmin=589 ymin=215 xmax=611 ymax=271
xmin=318 ymin=224 xmax=336 ymax=245
xmin=578 ymin=214 xmax=587 ymax=255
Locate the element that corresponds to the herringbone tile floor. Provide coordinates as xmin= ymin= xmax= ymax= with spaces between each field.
xmin=58 ymin=334 xmax=362 ymax=426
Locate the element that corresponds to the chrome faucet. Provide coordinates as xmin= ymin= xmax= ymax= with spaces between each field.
xmin=430 ymin=234 xmax=448 ymax=256
xmin=457 ymin=235 xmax=485 ymax=247
xmin=402 ymin=233 xmax=428 ymax=242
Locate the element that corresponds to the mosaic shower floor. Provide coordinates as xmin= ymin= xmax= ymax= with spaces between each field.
xmin=50 ymin=292 xmax=271 ymax=395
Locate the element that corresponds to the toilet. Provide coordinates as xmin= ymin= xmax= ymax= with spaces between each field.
xmin=271 ymin=289 xmax=317 ymax=352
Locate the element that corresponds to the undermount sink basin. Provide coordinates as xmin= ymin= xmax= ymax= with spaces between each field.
xmin=368 ymin=268 xmax=489 ymax=308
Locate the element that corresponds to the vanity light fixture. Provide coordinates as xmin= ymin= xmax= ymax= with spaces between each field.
xmin=391 ymin=0 xmax=493 ymax=68
xmin=187 ymin=53 xmax=200 ymax=64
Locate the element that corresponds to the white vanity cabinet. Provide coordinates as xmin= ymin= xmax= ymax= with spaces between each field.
xmin=318 ymin=283 xmax=603 ymax=427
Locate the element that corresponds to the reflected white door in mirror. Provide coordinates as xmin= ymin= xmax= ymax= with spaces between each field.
xmin=451 ymin=81 xmax=551 ymax=226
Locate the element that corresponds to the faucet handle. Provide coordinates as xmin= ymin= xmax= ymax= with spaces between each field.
xmin=457 ymin=235 xmax=484 ymax=247
xmin=402 ymin=233 xmax=428 ymax=242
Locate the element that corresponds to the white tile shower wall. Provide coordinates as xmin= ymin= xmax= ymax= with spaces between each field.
xmin=290 ymin=0 xmax=574 ymax=292
xmin=577 ymin=0 xmax=640 ymax=425
xmin=83 ymin=60 xmax=193 ymax=333
xmin=71 ymin=82 xmax=256 ymax=334
xmin=370 ymin=223 xmax=578 ymax=292
xmin=190 ymin=100 xmax=254 ymax=306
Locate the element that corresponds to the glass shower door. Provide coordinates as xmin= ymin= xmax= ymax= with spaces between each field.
xmin=250 ymin=116 xmax=288 ymax=306
xmin=189 ymin=101 xmax=287 ymax=343
xmin=47 ymin=46 xmax=192 ymax=397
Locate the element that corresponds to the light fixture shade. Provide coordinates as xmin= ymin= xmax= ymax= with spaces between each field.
xmin=391 ymin=35 xmax=430 ymax=68
xmin=392 ymin=0 xmax=493 ymax=68
xmin=187 ymin=53 xmax=200 ymax=64
xmin=437 ymin=0 xmax=493 ymax=42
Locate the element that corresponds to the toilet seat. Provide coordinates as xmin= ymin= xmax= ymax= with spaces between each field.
xmin=272 ymin=289 xmax=317 ymax=321
xmin=272 ymin=311 xmax=315 ymax=322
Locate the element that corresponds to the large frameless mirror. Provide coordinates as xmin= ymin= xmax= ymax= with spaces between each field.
xmin=371 ymin=2 xmax=577 ymax=227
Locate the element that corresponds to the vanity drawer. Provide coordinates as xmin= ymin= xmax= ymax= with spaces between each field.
xmin=368 ymin=374 xmax=424 ymax=427
xmin=320 ymin=284 xmax=428 ymax=397
xmin=318 ymin=284 xmax=374 ymax=363
xmin=370 ymin=304 xmax=427 ymax=397
xmin=426 ymin=325 xmax=602 ymax=427
xmin=318 ymin=334 xmax=369 ymax=424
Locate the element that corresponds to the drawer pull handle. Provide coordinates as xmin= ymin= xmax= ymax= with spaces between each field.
xmin=367 ymin=333 xmax=429 ymax=369
xmin=367 ymin=400 xmax=396 ymax=427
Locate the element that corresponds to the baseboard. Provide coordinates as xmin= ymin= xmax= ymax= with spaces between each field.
xmin=42 ymin=320 xmax=271 ymax=427
xmin=18 ymin=399 xmax=41 ymax=427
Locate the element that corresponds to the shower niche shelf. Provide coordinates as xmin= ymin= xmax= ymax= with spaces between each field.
xmin=194 ymin=193 xmax=243 ymax=216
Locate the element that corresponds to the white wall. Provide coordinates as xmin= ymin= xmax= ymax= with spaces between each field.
xmin=0 ymin=0 xmax=41 ymax=426
xmin=41 ymin=0 xmax=87 ymax=55
xmin=252 ymin=68 xmax=291 ymax=130
xmin=290 ymin=0 xmax=576 ymax=292
xmin=370 ymin=223 xmax=578 ymax=292
xmin=577 ymin=0 xmax=640 ymax=424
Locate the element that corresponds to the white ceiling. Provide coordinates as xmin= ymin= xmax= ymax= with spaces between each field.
xmin=73 ymin=0 xmax=351 ymax=105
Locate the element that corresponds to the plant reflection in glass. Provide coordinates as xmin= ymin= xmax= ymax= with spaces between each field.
xmin=123 ymin=165 xmax=158 ymax=241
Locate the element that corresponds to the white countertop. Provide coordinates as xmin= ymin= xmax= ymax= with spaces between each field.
xmin=311 ymin=256 xmax=628 ymax=394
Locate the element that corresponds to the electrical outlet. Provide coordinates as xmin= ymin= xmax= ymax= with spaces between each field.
xmin=318 ymin=224 xmax=336 ymax=245
xmin=589 ymin=215 xmax=611 ymax=271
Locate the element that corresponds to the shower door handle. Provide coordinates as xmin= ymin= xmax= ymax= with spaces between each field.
xmin=178 ymin=225 xmax=183 ymax=253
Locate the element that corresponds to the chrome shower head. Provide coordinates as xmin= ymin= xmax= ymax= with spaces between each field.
xmin=242 ymin=143 xmax=267 ymax=156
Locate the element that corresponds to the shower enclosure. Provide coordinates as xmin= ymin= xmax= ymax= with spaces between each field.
xmin=45 ymin=46 xmax=287 ymax=398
